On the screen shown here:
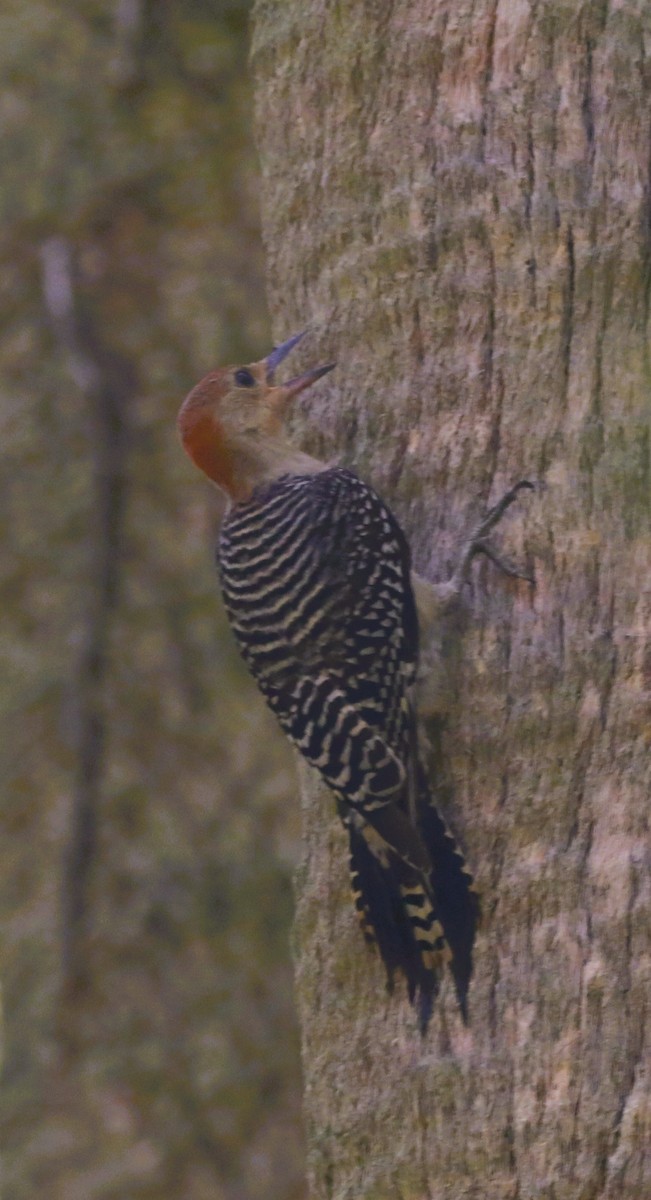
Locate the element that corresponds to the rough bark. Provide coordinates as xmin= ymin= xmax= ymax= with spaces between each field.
xmin=252 ymin=3 xmax=651 ymax=1197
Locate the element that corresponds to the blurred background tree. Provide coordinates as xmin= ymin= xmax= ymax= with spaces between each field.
xmin=1 ymin=3 xmax=306 ymax=1197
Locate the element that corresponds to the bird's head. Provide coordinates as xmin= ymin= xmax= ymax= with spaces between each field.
xmin=178 ymin=331 xmax=335 ymax=501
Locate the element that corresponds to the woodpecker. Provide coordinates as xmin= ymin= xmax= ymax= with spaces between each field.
xmin=178 ymin=331 xmax=532 ymax=1031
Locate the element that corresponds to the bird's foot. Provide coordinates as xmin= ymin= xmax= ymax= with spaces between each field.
xmin=413 ymin=481 xmax=535 ymax=721
xmin=449 ymin=480 xmax=535 ymax=593
xmin=413 ymin=481 xmax=535 ymax=624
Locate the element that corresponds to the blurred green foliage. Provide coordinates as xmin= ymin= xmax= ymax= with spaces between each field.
xmin=0 ymin=3 xmax=305 ymax=1197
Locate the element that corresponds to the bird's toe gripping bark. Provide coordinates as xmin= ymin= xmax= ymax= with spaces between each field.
xmin=450 ymin=479 xmax=535 ymax=592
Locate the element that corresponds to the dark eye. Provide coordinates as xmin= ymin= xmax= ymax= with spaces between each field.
xmin=234 ymin=368 xmax=255 ymax=388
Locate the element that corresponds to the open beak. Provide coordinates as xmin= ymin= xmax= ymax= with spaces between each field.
xmin=265 ymin=330 xmax=336 ymax=397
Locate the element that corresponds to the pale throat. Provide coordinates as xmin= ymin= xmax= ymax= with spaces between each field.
xmin=227 ymin=433 xmax=327 ymax=502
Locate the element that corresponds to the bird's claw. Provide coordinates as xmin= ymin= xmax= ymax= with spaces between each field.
xmin=472 ymin=480 xmax=535 ymax=542
xmin=469 ymin=537 xmax=534 ymax=584
xmin=451 ymin=480 xmax=535 ymax=590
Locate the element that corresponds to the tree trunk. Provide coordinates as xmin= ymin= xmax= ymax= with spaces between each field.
xmin=252 ymin=3 xmax=651 ymax=1197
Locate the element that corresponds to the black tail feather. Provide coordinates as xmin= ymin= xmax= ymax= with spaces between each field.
xmin=338 ymin=767 xmax=479 ymax=1030
xmin=346 ymin=820 xmax=441 ymax=1030
xmin=415 ymin=766 xmax=480 ymax=1021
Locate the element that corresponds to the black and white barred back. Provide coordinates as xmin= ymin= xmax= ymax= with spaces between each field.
xmin=218 ymin=467 xmax=477 ymax=1028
